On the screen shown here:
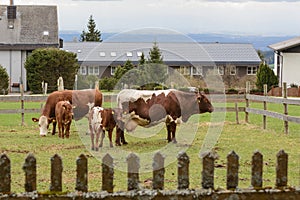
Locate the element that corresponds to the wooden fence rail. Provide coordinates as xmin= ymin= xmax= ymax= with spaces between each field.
xmin=0 ymin=150 xmax=291 ymax=194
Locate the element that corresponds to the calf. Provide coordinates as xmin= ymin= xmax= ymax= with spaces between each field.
xmin=89 ymin=107 xmax=125 ymax=151
xmin=55 ymin=101 xmax=73 ymax=139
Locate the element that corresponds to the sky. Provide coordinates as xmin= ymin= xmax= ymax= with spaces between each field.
xmin=10 ymin=0 xmax=300 ymax=36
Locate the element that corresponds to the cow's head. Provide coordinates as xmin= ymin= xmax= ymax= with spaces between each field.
xmin=32 ymin=116 xmax=55 ymax=136
xmin=196 ymin=92 xmax=214 ymax=113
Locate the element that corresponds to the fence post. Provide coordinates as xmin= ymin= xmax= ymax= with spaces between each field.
xmin=235 ymin=103 xmax=239 ymax=124
xmin=50 ymin=154 xmax=63 ymax=192
xmin=153 ymin=152 xmax=165 ymax=190
xmin=57 ymin=76 xmax=64 ymax=91
xmin=76 ymin=154 xmax=88 ymax=192
xmin=20 ymin=84 xmax=25 ymax=126
xmin=251 ymin=151 xmax=263 ymax=188
xmin=283 ymin=82 xmax=288 ymax=134
xmin=22 ymin=153 xmax=36 ymax=192
xmin=263 ymin=84 xmax=268 ymax=129
xmin=127 ymin=153 xmax=140 ymax=191
xmin=0 ymin=154 xmax=11 ymax=194
xmin=245 ymin=81 xmax=250 ymax=123
xmin=177 ymin=152 xmax=189 ymax=190
xmin=276 ymin=150 xmax=288 ymax=188
xmin=227 ymin=151 xmax=239 ymax=189
xmin=201 ymin=151 xmax=215 ymax=189
xmin=102 ymin=154 xmax=114 ymax=193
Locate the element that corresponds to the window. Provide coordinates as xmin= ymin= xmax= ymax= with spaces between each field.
xmin=218 ymin=66 xmax=224 ymax=75
xmin=80 ymin=66 xmax=86 ymax=75
xmin=247 ymin=66 xmax=258 ymax=75
xmin=137 ymin=51 xmax=143 ymax=57
xmin=230 ymin=66 xmax=236 ymax=75
xmin=179 ymin=66 xmax=190 ymax=75
xmin=88 ymin=66 xmax=99 ymax=75
xmin=111 ymin=66 xmax=116 ymax=75
xmin=126 ymin=52 xmax=133 ymax=57
xmin=99 ymin=52 xmax=105 ymax=57
xmin=111 ymin=52 xmax=116 ymax=57
xmin=192 ymin=66 xmax=202 ymax=75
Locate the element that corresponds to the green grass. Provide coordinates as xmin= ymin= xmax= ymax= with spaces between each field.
xmin=0 ymin=100 xmax=300 ymax=193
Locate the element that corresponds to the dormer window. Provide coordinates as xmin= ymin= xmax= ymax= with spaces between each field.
xmin=43 ymin=31 xmax=49 ymax=36
xmin=99 ymin=52 xmax=105 ymax=57
xmin=126 ymin=52 xmax=133 ymax=57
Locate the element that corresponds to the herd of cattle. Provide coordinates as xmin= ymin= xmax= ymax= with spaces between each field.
xmin=32 ymin=88 xmax=214 ymax=150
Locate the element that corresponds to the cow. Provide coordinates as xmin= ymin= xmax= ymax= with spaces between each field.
xmin=55 ymin=101 xmax=73 ymax=139
xmin=89 ymin=107 xmax=125 ymax=151
xmin=117 ymin=89 xmax=214 ymax=143
xmin=32 ymin=89 xmax=102 ymax=136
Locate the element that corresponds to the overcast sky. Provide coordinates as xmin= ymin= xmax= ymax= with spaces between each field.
xmin=12 ymin=0 xmax=300 ymax=36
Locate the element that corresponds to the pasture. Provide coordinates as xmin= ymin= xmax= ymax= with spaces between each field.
xmin=1 ymin=100 xmax=300 ymax=193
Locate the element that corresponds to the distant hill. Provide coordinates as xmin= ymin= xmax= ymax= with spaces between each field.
xmin=59 ymin=31 xmax=296 ymax=64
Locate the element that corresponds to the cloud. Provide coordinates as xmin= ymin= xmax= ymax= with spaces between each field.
xmin=72 ymin=0 xmax=122 ymax=1
xmin=204 ymin=0 xmax=300 ymax=2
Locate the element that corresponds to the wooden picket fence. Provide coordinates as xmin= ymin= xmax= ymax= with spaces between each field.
xmin=1 ymin=150 xmax=299 ymax=199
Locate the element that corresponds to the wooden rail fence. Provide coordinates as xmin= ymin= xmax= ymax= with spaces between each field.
xmin=1 ymin=150 xmax=299 ymax=199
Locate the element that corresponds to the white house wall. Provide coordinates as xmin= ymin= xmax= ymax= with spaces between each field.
xmin=282 ymin=53 xmax=300 ymax=86
xmin=0 ymin=50 xmax=24 ymax=91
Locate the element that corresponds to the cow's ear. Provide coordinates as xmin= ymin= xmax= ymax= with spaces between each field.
xmin=197 ymin=96 xmax=202 ymax=103
xmin=112 ymin=110 xmax=115 ymax=115
xmin=62 ymin=105 xmax=66 ymax=110
xmin=32 ymin=117 xmax=39 ymax=122
xmin=49 ymin=118 xmax=56 ymax=123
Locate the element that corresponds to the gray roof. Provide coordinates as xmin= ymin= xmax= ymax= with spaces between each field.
xmin=268 ymin=36 xmax=300 ymax=51
xmin=63 ymin=42 xmax=261 ymax=65
xmin=0 ymin=5 xmax=59 ymax=49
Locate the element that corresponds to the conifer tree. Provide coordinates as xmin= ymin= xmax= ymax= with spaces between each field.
xmin=80 ymin=15 xmax=102 ymax=42
xmin=256 ymin=63 xmax=278 ymax=91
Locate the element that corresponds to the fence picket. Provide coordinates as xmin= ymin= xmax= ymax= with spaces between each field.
xmin=177 ymin=152 xmax=189 ymax=190
xmin=102 ymin=153 xmax=114 ymax=193
xmin=201 ymin=151 xmax=215 ymax=189
xmin=50 ymin=154 xmax=63 ymax=192
xmin=127 ymin=153 xmax=140 ymax=191
xmin=276 ymin=150 xmax=288 ymax=188
xmin=227 ymin=151 xmax=239 ymax=189
xmin=0 ymin=154 xmax=11 ymax=193
xmin=251 ymin=151 xmax=263 ymax=188
xmin=75 ymin=154 xmax=88 ymax=192
xmin=22 ymin=153 xmax=36 ymax=192
xmin=153 ymin=152 xmax=165 ymax=190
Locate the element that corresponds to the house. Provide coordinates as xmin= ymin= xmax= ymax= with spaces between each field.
xmin=269 ymin=36 xmax=300 ymax=87
xmin=63 ymin=42 xmax=261 ymax=83
xmin=0 ymin=3 xmax=59 ymax=92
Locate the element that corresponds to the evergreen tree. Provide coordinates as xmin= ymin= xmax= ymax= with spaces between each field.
xmin=0 ymin=65 xmax=9 ymax=94
xmin=139 ymin=52 xmax=146 ymax=66
xmin=80 ymin=15 xmax=102 ymax=42
xmin=256 ymin=63 xmax=278 ymax=91
xmin=147 ymin=42 xmax=163 ymax=64
xmin=25 ymin=48 xmax=79 ymax=93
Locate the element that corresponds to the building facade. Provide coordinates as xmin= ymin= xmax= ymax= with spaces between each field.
xmin=269 ymin=36 xmax=300 ymax=87
xmin=0 ymin=4 xmax=59 ymax=92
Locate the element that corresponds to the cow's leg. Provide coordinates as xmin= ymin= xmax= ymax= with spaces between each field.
xmin=99 ymin=129 xmax=105 ymax=148
xmin=108 ymin=129 xmax=113 ymax=148
xmin=115 ymin=126 xmax=122 ymax=146
xmin=120 ymin=130 xmax=128 ymax=145
xmin=95 ymin=129 xmax=101 ymax=151
xmin=166 ymin=121 xmax=177 ymax=143
xmin=90 ymin=129 xmax=95 ymax=151
xmin=61 ymin=124 xmax=65 ymax=139
xmin=52 ymin=121 xmax=57 ymax=135
xmin=65 ymin=123 xmax=71 ymax=138
xmin=57 ymin=121 xmax=62 ymax=138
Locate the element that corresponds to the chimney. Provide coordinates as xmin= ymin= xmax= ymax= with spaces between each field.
xmin=7 ymin=0 xmax=16 ymax=20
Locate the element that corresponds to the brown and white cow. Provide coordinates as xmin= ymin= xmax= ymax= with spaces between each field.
xmin=55 ymin=101 xmax=73 ymax=139
xmin=89 ymin=107 xmax=125 ymax=151
xmin=32 ymin=89 xmax=102 ymax=136
xmin=117 ymin=89 xmax=214 ymax=143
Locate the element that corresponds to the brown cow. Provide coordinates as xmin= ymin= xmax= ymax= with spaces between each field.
xmin=117 ymin=89 xmax=214 ymax=143
xmin=32 ymin=89 xmax=102 ymax=136
xmin=89 ymin=107 xmax=125 ymax=151
xmin=55 ymin=101 xmax=73 ymax=139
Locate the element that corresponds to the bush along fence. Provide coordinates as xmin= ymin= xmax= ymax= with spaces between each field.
xmin=1 ymin=150 xmax=300 ymax=199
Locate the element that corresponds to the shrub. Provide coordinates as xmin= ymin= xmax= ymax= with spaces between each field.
xmin=0 ymin=65 xmax=9 ymax=94
xmin=256 ymin=63 xmax=278 ymax=92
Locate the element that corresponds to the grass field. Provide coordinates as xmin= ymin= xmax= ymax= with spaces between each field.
xmin=0 ymin=100 xmax=300 ymax=193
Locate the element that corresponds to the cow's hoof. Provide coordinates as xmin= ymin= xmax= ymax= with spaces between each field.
xmin=95 ymin=147 xmax=99 ymax=151
xmin=91 ymin=147 xmax=95 ymax=151
xmin=110 ymin=144 xmax=113 ymax=148
xmin=115 ymin=143 xmax=121 ymax=146
xmin=172 ymin=139 xmax=177 ymax=144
